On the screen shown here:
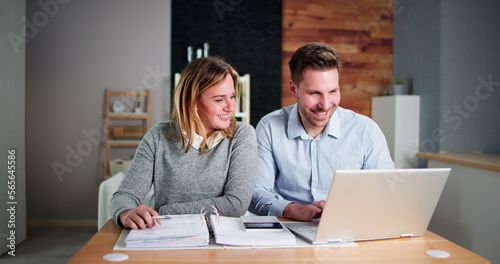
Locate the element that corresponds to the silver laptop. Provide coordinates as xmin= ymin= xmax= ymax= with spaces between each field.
xmin=284 ymin=168 xmax=450 ymax=244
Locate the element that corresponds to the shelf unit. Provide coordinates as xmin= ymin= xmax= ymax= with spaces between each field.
xmin=236 ymin=74 xmax=250 ymax=124
xmin=174 ymin=73 xmax=250 ymax=124
xmin=104 ymin=89 xmax=150 ymax=179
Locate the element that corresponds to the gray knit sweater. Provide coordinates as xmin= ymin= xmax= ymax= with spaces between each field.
xmin=109 ymin=121 xmax=258 ymax=226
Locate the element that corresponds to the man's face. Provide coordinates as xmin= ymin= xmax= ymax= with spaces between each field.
xmin=290 ymin=68 xmax=340 ymax=138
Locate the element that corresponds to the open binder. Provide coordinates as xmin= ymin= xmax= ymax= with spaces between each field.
xmin=125 ymin=205 xmax=217 ymax=248
xmin=124 ymin=206 xmax=296 ymax=248
xmin=125 ymin=214 xmax=209 ymax=248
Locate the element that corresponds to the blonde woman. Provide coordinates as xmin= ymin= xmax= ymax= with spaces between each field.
xmin=110 ymin=57 xmax=257 ymax=229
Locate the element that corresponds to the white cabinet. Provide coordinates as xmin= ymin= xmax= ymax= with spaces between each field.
xmin=371 ymin=95 xmax=420 ymax=168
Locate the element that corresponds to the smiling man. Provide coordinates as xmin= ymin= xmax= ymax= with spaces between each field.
xmin=248 ymin=43 xmax=394 ymax=221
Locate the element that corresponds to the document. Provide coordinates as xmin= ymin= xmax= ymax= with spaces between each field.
xmin=125 ymin=214 xmax=209 ymax=248
xmin=210 ymin=215 xmax=296 ymax=246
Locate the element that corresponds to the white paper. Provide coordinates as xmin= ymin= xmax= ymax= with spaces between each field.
xmin=210 ymin=215 xmax=296 ymax=246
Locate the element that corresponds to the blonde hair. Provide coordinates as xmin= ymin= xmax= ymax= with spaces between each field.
xmin=171 ymin=57 xmax=239 ymax=154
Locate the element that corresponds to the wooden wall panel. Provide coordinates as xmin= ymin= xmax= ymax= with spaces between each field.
xmin=282 ymin=0 xmax=393 ymax=117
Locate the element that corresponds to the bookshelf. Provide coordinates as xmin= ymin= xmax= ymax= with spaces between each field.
xmin=104 ymin=89 xmax=150 ymax=179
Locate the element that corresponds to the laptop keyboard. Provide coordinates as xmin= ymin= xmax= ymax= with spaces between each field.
xmin=295 ymin=227 xmax=318 ymax=240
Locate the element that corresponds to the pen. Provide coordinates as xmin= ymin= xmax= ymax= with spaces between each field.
xmin=152 ymin=215 xmax=171 ymax=220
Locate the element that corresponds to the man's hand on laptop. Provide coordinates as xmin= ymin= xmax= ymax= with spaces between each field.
xmin=283 ymin=200 xmax=325 ymax=221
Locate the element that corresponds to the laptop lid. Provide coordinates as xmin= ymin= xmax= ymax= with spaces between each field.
xmin=313 ymin=168 xmax=450 ymax=243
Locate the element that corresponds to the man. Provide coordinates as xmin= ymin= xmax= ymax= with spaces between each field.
xmin=248 ymin=43 xmax=394 ymax=221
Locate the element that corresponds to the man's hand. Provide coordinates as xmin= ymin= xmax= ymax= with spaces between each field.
xmin=119 ymin=205 xmax=160 ymax=229
xmin=283 ymin=200 xmax=325 ymax=221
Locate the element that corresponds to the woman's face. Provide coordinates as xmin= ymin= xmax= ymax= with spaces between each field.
xmin=196 ymin=74 xmax=236 ymax=134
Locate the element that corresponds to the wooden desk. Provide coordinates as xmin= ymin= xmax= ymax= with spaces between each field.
xmin=69 ymin=220 xmax=489 ymax=263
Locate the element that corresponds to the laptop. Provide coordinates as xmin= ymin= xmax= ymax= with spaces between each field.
xmin=284 ymin=168 xmax=451 ymax=244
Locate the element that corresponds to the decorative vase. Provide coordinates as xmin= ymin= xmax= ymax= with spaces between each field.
xmin=392 ymin=84 xmax=405 ymax=95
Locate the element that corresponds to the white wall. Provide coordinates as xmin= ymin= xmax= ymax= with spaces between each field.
xmin=1 ymin=0 xmax=27 ymax=255
xmin=26 ymin=0 xmax=171 ymax=221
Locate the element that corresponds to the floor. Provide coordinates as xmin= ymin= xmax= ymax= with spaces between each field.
xmin=0 ymin=226 xmax=96 ymax=264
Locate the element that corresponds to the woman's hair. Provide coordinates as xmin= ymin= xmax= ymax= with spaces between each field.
xmin=171 ymin=56 xmax=239 ymax=154
xmin=288 ymin=42 xmax=341 ymax=87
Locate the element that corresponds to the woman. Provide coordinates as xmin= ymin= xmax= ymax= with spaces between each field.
xmin=110 ymin=57 xmax=258 ymax=229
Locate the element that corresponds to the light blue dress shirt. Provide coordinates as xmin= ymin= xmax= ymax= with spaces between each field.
xmin=249 ymin=105 xmax=394 ymax=217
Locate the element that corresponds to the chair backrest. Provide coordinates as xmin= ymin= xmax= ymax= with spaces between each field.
xmin=98 ymin=172 xmax=156 ymax=229
xmin=98 ymin=172 xmax=125 ymax=229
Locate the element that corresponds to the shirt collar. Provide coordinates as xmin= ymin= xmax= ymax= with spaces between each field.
xmin=287 ymin=104 xmax=341 ymax=140
xmin=328 ymin=108 xmax=340 ymax=139
xmin=183 ymin=130 xmax=224 ymax=150
xmin=287 ymin=104 xmax=307 ymax=139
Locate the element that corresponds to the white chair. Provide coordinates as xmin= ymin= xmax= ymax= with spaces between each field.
xmin=97 ymin=172 xmax=154 ymax=229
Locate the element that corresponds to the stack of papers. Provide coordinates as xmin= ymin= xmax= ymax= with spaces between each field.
xmin=210 ymin=215 xmax=296 ymax=246
xmin=125 ymin=214 xmax=209 ymax=248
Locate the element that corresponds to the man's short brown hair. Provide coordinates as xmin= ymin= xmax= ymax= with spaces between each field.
xmin=288 ymin=42 xmax=341 ymax=86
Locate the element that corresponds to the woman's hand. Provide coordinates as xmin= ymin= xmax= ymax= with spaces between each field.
xmin=119 ymin=205 xmax=160 ymax=229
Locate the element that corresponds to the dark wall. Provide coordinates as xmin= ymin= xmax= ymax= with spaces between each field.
xmin=393 ymin=0 xmax=442 ymax=158
xmin=394 ymin=0 xmax=500 ymax=155
xmin=172 ymin=0 xmax=282 ymax=126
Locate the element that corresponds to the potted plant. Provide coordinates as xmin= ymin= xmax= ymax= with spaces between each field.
xmin=391 ymin=77 xmax=406 ymax=95
xmin=135 ymin=93 xmax=143 ymax=113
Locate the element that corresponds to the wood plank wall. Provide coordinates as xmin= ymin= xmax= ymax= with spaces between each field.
xmin=282 ymin=0 xmax=393 ymax=117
